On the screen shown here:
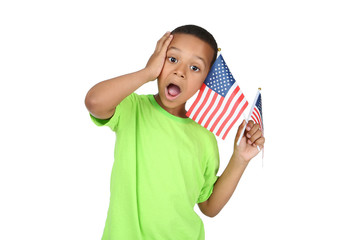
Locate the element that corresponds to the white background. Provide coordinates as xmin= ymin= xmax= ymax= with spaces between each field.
xmin=1 ymin=0 xmax=359 ymax=239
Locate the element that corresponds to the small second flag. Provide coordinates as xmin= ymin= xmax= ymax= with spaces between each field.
xmin=250 ymin=90 xmax=263 ymax=132
xmin=186 ymin=54 xmax=248 ymax=140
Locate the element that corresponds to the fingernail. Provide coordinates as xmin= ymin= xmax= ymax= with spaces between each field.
xmin=246 ymin=126 xmax=251 ymax=131
xmin=246 ymin=134 xmax=251 ymax=138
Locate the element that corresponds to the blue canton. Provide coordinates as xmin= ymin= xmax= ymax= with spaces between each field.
xmin=204 ymin=54 xmax=235 ymax=97
xmin=256 ymin=94 xmax=262 ymax=118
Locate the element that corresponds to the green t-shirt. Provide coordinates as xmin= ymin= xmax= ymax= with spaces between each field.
xmin=91 ymin=93 xmax=219 ymax=240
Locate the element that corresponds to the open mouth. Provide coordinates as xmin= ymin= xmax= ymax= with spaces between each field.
xmin=165 ymin=83 xmax=181 ymax=100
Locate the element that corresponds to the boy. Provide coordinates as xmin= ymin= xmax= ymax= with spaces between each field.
xmin=85 ymin=25 xmax=265 ymax=240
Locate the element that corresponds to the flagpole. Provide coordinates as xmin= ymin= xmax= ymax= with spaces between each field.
xmin=236 ymin=113 xmax=248 ymax=145
xmin=236 ymin=89 xmax=261 ymax=153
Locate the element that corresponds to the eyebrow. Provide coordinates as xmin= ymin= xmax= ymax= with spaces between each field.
xmin=168 ymin=47 xmax=207 ymax=66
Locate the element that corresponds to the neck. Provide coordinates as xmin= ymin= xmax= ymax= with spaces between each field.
xmin=154 ymin=94 xmax=188 ymax=118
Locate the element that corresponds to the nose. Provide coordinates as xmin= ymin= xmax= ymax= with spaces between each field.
xmin=173 ymin=64 xmax=186 ymax=79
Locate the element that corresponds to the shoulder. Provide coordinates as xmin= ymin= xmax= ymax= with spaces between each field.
xmin=117 ymin=93 xmax=150 ymax=109
xmin=188 ymin=122 xmax=219 ymax=154
xmin=190 ymin=121 xmax=217 ymax=142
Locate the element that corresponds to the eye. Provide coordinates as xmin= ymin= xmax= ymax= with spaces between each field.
xmin=168 ymin=57 xmax=178 ymax=63
xmin=190 ymin=65 xmax=200 ymax=72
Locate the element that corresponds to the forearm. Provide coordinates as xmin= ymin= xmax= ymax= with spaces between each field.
xmin=202 ymin=155 xmax=248 ymax=217
xmin=85 ymin=68 xmax=152 ymax=119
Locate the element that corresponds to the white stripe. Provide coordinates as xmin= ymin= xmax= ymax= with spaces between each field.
xmin=200 ymin=94 xmax=221 ymax=126
xmin=206 ymin=84 xmax=238 ymax=131
xmin=188 ymin=86 xmax=210 ymax=119
xmin=253 ymin=106 xmax=263 ymax=129
xmin=194 ymin=90 xmax=216 ymax=123
xmin=218 ymin=95 xmax=248 ymax=139
xmin=212 ymin=85 xmax=244 ymax=135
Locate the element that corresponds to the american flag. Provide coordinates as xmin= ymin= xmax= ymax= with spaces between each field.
xmin=250 ymin=91 xmax=263 ymax=132
xmin=248 ymin=89 xmax=264 ymax=160
xmin=186 ymin=54 xmax=248 ymax=140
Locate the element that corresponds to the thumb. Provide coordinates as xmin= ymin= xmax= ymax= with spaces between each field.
xmin=235 ymin=120 xmax=246 ymax=144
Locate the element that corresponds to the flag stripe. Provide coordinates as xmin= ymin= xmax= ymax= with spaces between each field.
xmin=221 ymin=99 xmax=249 ymax=140
xmin=216 ymin=91 xmax=244 ymax=137
xmin=204 ymin=95 xmax=224 ymax=129
xmin=195 ymin=90 xmax=216 ymax=123
xmin=252 ymin=109 xmax=260 ymax=124
xmin=200 ymin=94 xmax=221 ymax=126
xmin=252 ymin=107 xmax=262 ymax=130
xmin=217 ymin=88 xmax=245 ymax=132
xmin=204 ymin=80 xmax=238 ymax=131
xmin=192 ymin=87 xmax=212 ymax=121
xmin=209 ymin=86 xmax=240 ymax=132
xmin=186 ymin=84 xmax=206 ymax=117
xmin=251 ymin=106 xmax=261 ymax=125
xmin=198 ymin=91 xmax=218 ymax=125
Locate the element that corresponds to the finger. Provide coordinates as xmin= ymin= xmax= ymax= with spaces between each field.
xmin=235 ymin=120 xmax=246 ymax=143
xmin=252 ymin=136 xmax=265 ymax=148
xmin=245 ymin=120 xmax=254 ymax=132
xmin=159 ymin=34 xmax=173 ymax=55
xmin=248 ymin=129 xmax=262 ymax=144
xmin=246 ymin=122 xmax=260 ymax=139
xmin=155 ymin=32 xmax=171 ymax=52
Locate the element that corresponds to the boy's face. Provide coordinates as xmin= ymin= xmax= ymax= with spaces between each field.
xmin=155 ymin=33 xmax=214 ymax=118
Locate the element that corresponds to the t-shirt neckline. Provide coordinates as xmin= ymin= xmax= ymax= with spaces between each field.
xmin=148 ymin=95 xmax=193 ymax=124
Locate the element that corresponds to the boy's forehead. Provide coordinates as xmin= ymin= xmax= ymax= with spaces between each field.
xmin=169 ymin=34 xmax=214 ymax=66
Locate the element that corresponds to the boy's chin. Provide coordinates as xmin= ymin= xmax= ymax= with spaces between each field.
xmin=156 ymin=93 xmax=186 ymax=109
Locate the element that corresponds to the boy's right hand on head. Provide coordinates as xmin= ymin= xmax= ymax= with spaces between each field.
xmin=144 ymin=32 xmax=173 ymax=81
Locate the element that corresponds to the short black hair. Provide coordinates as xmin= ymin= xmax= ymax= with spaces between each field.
xmin=171 ymin=25 xmax=218 ymax=67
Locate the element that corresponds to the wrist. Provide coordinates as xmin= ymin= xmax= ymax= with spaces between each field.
xmin=142 ymin=67 xmax=158 ymax=83
xmin=230 ymin=153 xmax=249 ymax=168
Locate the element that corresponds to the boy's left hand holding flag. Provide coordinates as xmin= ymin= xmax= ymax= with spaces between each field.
xmin=235 ymin=89 xmax=265 ymax=163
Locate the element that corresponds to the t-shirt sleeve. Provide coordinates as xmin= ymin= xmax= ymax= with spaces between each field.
xmin=89 ymin=93 xmax=137 ymax=132
xmin=197 ymin=134 xmax=220 ymax=203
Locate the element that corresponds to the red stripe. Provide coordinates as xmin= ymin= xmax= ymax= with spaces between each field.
xmin=210 ymin=86 xmax=240 ymax=133
xmin=252 ymin=112 xmax=260 ymax=125
xmin=192 ymin=87 xmax=212 ymax=121
xmin=198 ymin=93 xmax=218 ymax=125
xmin=251 ymin=115 xmax=262 ymax=131
xmin=221 ymin=100 xmax=248 ymax=140
xmin=216 ymin=93 xmax=245 ymax=137
xmin=204 ymin=97 xmax=224 ymax=128
xmin=253 ymin=107 xmax=262 ymax=127
xmin=251 ymin=108 xmax=262 ymax=129
xmin=254 ymin=107 xmax=263 ymax=129
xmin=186 ymin=84 xmax=206 ymax=117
